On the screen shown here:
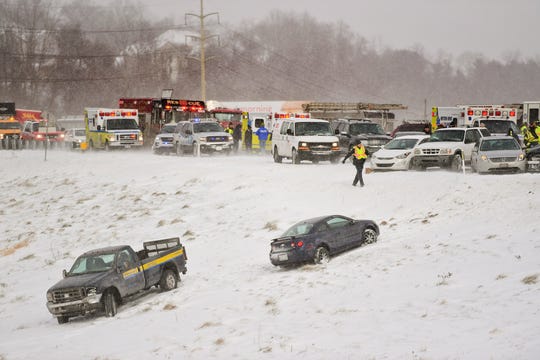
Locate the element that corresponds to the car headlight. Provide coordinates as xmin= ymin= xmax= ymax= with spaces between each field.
xmin=440 ymin=148 xmax=453 ymax=155
xmin=60 ymin=134 xmax=65 ymax=138
xmin=414 ymin=148 xmax=421 ymax=155
xmin=138 ymin=135 xmax=144 ymax=141
xmin=46 ymin=292 xmax=53 ymax=302
xmin=199 ymin=137 xmax=207 ymax=142
xmin=109 ymin=135 xmax=116 ymax=141
xmin=0 ymin=134 xmax=3 ymax=140
xmin=480 ymin=155 xmax=488 ymax=161
xmin=36 ymin=134 xmax=44 ymax=139
xmin=396 ymin=151 xmax=411 ymax=159
xmin=86 ymin=287 xmax=97 ymax=297
xmin=519 ymin=153 xmax=525 ymax=161
xmin=300 ymin=142 xmax=308 ymax=147
xmin=332 ymin=142 xmax=338 ymax=147
xmin=228 ymin=135 xmax=233 ymax=141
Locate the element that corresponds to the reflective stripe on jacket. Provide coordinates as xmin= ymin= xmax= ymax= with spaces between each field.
xmin=353 ymin=145 xmax=367 ymax=160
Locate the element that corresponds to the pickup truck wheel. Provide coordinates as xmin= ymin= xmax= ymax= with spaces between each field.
xmin=57 ymin=316 xmax=69 ymax=324
xmin=292 ymin=149 xmax=300 ymax=164
xmin=160 ymin=269 xmax=178 ymax=291
xmin=273 ymin=147 xmax=282 ymax=163
xmin=313 ymin=246 xmax=330 ymax=264
xmin=103 ymin=291 xmax=118 ymax=317
xmin=363 ymin=228 xmax=378 ymax=244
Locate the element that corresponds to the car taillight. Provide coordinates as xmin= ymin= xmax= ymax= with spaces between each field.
xmin=291 ymin=241 xmax=304 ymax=248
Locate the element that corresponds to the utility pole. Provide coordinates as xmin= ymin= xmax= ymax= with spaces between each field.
xmin=186 ymin=0 xmax=219 ymax=101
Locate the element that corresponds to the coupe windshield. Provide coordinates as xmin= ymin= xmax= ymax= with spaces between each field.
xmin=429 ymin=129 xmax=465 ymax=142
xmin=193 ymin=122 xmax=223 ymax=133
xmin=68 ymin=253 xmax=115 ymax=275
xmin=384 ymin=138 xmax=419 ymax=150
xmin=282 ymin=222 xmax=314 ymax=237
xmin=294 ymin=122 xmax=332 ymax=136
xmin=480 ymin=138 xmax=520 ymax=151
xmin=106 ymin=118 xmax=139 ymax=130
xmin=349 ymin=123 xmax=385 ymax=135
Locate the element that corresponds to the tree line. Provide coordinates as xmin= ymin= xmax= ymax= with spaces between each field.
xmin=1 ymin=0 xmax=540 ymax=120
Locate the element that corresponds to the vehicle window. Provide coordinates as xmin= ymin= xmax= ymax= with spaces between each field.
xmin=193 ymin=122 xmax=223 ymax=133
xmin=160 ymin=125 xmax=176 ymax=134
xmin=326 ymin=217 xmax=350 ymax=229
xmin=430 ymin=129 xmax=465 ymax=142
xmin=294 ymin=122 xmax=332 ymax=136
xmin=254 ymin=118 xmax=265 ymax=128
xmin=465 ymin=130 xmax=478 ymax=143
xmin=349 ymin=122 xmax=385 ymax=136
xmin=280 ymin=121 xmax=289 ymax=135
xmin=418 ymin=138 xmax=430 ymax=145
xmin=385 ymin=138 xmax=419 ymax=149
xmin=287 ymin=122 xmax=294 ymax=135
xmin=68 ymin=253 xmax=115 ymax=275
xmin=480 ymin=138 xmax=520 ymax=151
xmin=480 ymin=128 xmax=491 ymax=137
xmin=282 ymin=222 xmax=314 ymax=236
xmin=106 ymin=118 xmax=139 ymax=130
xmin=75 ymin=129 xmax=86 ymax=136
xmin=117 ymin=250 xmax=136 ymax=270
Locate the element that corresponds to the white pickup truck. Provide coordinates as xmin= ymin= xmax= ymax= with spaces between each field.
xmin=410 ymin=127 xmax=491 ymax=171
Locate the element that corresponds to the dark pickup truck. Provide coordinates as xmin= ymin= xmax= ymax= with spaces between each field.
xmin=46 ymin=237 xmax=187 ymax=324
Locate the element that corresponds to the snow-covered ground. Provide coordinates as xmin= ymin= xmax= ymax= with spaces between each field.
xmin=1 ymin=149 xmax=539 ymax=359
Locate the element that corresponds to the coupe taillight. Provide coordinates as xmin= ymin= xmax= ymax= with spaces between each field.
xmin=291 ymin=241 xmax=304 ymax=248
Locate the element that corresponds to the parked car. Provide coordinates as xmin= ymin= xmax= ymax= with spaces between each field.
xmin=330 ymin=118 xmax=392 ymax=154
xmin=370 ymin=134 xmax=430 ymax=170
xmin=63 ymin=128 xmax=86 ymax=149
xmin=526 ymin=144 xmax=540 ymax=172
xmin=152 ymin=123 xmax=177 ymax=155
xmin=269 ymin=215 xmax=379 ymax=267
xmin=174 ymin=120 xmax=233 ymax=156
xmin=470 ymin=136 xmax=527 ymax=174
xmin=390 ymin=121 xmax=431 ymax=138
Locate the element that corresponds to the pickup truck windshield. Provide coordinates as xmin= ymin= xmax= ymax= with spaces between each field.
xmin=349 ymin=123 xmax=385 ymax=135
xmin=429 ymin=129 xmax=465 ymax=142
xmin=68 ymin=253 xmax=115 ymax=275
xmin=194 ymin=122 xmax=223 ymax=133
xmin=106 ymin=118 xmax=139 ymax=130
xmin=294 ymin=122 xmax=332 ymax=136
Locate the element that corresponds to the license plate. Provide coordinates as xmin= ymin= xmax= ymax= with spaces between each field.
xmin=215 ymin=146 xmax=222 ymax=151
xmin=278 ymin=254 xmax=288 ymax=261
xmin=125 ymin=145 xmax=131 ymax=149
xmin=499 ymin=163 xmax=508 ymax=167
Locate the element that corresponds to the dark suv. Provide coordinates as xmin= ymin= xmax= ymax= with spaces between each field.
xmin=330 ymin=119 xmax=392 ymax=154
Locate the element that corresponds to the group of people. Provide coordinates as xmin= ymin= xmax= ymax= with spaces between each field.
xmin=225 ymin=122 xmax=269 ymax=154
xmin=520 ymin=121 xmax=540 ymax=148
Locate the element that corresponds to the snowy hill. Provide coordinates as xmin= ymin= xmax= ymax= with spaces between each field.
xmin=1 ymin=150 xmax=539 ymax=359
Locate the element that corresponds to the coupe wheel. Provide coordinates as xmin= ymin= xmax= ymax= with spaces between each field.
xmin=363 ymin=228 xmax=378 ymax=244
xmin=57 ymin=316 xmax=69 ymax=324
xmin=313 ymin=246 xmax=330 ymax=264
xmin=273 ymin=147 xmax=282 ymax=163
xmin=159 ymin=269 xmax=178 ymax=291
xmin=103 ymin=291 xmax=118 ymax=317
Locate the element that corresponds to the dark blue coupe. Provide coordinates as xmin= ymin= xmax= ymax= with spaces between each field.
xmin=269 ymin=215 xmax=379 ymax=266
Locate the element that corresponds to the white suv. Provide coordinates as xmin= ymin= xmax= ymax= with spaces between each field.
xmin=174 ymin=120 xmax=233 ymax=156
xmin=411 ymin=127 xmax=491 ymax=170
xmin=271 ymin=118 xmax=341 ymax=164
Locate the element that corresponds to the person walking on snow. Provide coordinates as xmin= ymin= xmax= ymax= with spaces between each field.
xmin=342 ymin=139 xmax=369 ymax=187
xmin=255 ymin=124 xmax=269 ymax=153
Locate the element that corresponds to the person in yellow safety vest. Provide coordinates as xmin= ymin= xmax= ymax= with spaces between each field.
xmin=521 ymin=122 xmax=537 ymax=148
xmin=535 ymin=122 xmax=540 ymax=141
xmin=342 ymin=139 xmax=369 ymax=187
xmin=225 ymin=122 xmax=234 ymax=135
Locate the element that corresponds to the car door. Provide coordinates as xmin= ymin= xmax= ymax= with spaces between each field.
xmin=471 ymin=141 xmax=480 ymax=170
xmin=116 ymin=249 xmax=145 ymax=296
xmin=464 ymin=129 xmax=480 ymax=161
xmin=323 ymin=216 xmax=358 ymax=252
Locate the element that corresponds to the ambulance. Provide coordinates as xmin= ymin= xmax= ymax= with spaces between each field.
xmin=85 ymin=108 xmax=143 ymax=150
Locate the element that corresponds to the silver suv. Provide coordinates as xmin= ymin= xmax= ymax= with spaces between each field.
xmin=174 ymin=120 xmax=233 ymax=156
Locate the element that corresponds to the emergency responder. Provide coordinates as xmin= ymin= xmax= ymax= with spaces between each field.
xmin=225 ymin=122 xmax=234 ymax=135
xmin=342 ymin=139 xmax=369 ymax=187
xmin=521 ymin=122 xmax=537 ymax=148
xmin=535 ymin=122 xmax=540 ymax=140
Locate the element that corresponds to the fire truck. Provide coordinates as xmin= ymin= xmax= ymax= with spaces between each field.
xmin=119 ymin=98 xmax=206 ymax=142
xmin=84 ymin=108 xmax=143 ymax=150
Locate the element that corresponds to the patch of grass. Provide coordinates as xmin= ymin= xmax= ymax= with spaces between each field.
xmin=264 ymin=222 xmax=278 ymax=231
xmin=20 ymin=254 xmax=35 ymax=261
xmin=157 ymin=220 xmax=167 ymax=227
xmin=436 ymin=272 xmax=452 ymax=286
xmin=163 ymin=303 xmax=176 ymax=311
xmin=214 ymin=338 xmax=225 ymax=346
xmin=198 ymin=321 xmax=221 ymax=329
xmin=522 ymin=274 xmax=538 ymax=285
xmin=495 ymin=274 xmax=507 ymax=280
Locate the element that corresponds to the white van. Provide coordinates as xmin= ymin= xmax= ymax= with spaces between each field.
xmin=271 ymin=118 xmax=341 ymax=164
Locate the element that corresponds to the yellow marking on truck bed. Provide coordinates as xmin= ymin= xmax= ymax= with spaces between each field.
xmin=141 ymin=248 xmax=184 ymax=271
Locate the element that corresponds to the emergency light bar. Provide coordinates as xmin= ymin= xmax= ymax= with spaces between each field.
xmin=98 ymin=110 xmax=138 ymax=117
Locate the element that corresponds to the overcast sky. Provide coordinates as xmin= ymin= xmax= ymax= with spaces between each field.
xmin=135 ymin=0 xmax=540 ymax=62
